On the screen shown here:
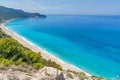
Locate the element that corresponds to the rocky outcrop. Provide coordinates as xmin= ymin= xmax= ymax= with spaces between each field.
xmin=0 ymin=66 xmax=105 ymax=80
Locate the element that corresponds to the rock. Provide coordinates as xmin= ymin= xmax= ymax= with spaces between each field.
xmin=56 ymin=72 xmax=65 ymax=80
xmin=7 ymin=75 xmax=20 ymax=80
xmin=0 ymin=66 xmax=103 ymax=80
xmin=34 ymin=67 xmax=65 ymax=80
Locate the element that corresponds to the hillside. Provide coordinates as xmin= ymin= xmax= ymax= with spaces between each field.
xmin=0 ymin=6 xmax=46 ymax=23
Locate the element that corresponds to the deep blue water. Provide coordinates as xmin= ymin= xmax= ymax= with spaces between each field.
xmin=5 ymin=15 xmax=120 ymax=79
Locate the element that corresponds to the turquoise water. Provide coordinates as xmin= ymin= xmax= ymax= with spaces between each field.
xmin=5 ymin=15 xmax=120 ymax=79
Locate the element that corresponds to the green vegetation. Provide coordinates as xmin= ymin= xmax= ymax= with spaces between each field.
xmin=0 ymin=29 xmax=62 ymax=70
xmin=0 ymin=6 xmax=46 ymax=23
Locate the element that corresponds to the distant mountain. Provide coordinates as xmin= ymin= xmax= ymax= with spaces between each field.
xmin=0 ymin=6 xmax=46 ymax=23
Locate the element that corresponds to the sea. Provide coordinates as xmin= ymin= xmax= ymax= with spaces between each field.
xmin=5 ymin=15 xmax=120 ymax=79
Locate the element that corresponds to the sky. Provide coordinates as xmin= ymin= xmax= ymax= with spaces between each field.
xmin=0 ymin=0 xmax=120 ymax=15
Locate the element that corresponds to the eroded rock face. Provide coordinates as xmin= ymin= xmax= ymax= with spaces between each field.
xmin=0 ymin=67 xmax=104 ymax=80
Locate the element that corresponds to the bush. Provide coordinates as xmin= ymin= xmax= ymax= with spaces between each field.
xmin=66 ymin=72 xmax=73 ymax=79
xmin=15 ymin=58 xmax=23 ymax=65
xmin=33 ymin=63 xmax=44 ymax=69
xmin=0 ymin=58 xmax=13 ymax=66
xmin=45 ymin=59 xmax=62 ymax=70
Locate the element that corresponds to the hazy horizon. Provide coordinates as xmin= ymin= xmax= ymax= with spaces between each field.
xmin=0 ymin=0 xmax=120 ymax=15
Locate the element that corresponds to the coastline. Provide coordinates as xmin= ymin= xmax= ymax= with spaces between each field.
xmin=0 ymin=23 xmax=91 ymax=76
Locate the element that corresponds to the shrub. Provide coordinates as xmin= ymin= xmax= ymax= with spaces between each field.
xmin=33 ymin=63 xmax=44 ymax=69
xmin=15 ymin=58 xmax=23 ymax=65
xmin=0 ymin=58 xmax=13 ymax=66
xmin=66 ymin=72 xmax=73 ymax=79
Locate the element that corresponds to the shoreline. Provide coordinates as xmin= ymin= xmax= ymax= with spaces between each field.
xmin=0 ymin=23 xmax=91 ymax=76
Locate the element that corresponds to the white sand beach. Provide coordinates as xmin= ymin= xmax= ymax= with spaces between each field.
xmin=0 ymin=24 xmax=91 ymax=76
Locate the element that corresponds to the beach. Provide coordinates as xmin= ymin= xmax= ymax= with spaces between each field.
xmin=0 ymin=23 xmax=91 ymax=76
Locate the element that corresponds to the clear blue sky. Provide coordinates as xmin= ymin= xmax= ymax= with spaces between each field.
xmin=0 ymin=0 xmax=120 ymax=15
